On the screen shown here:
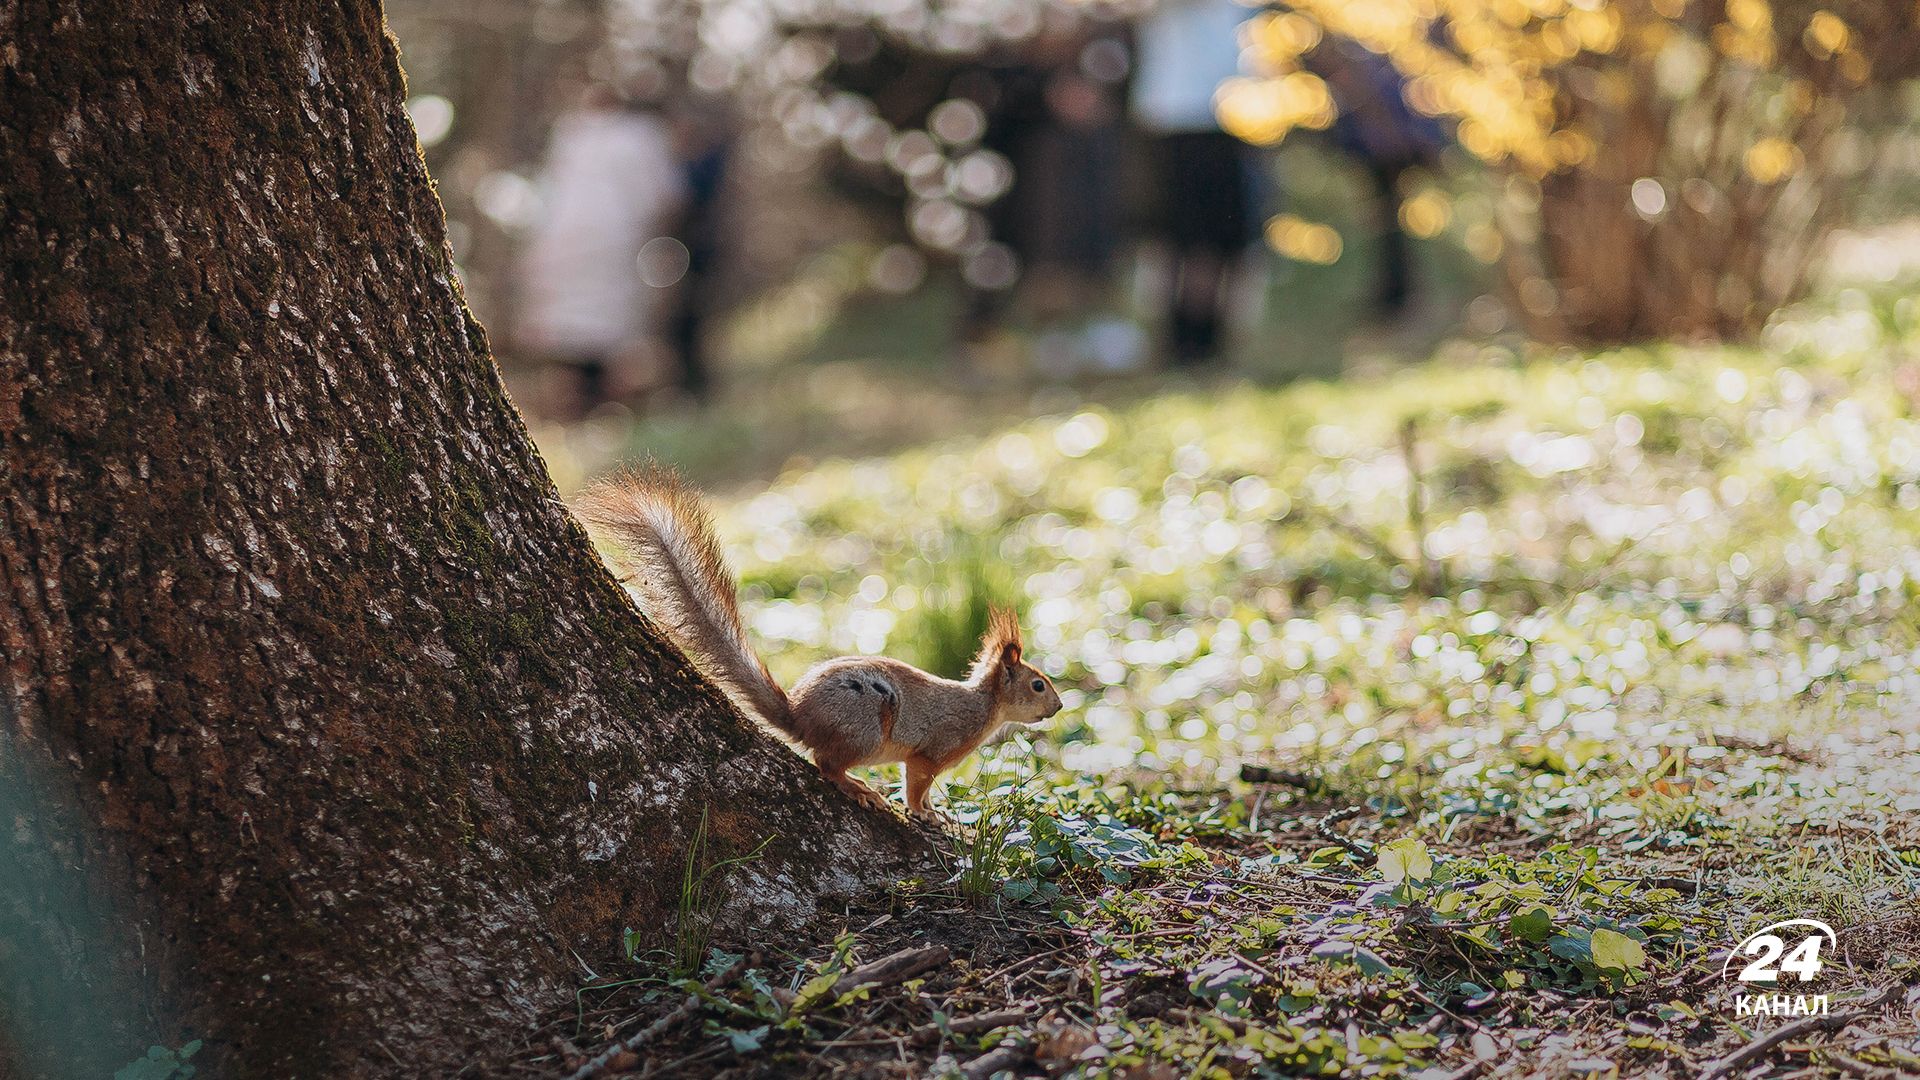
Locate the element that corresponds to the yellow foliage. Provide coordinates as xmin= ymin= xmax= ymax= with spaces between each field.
xmin=1744 ymin=136 xmax=1802 ymax=183
xmin=1400 ymin=188 xmax=1454 ymax=237
xmin=1219 ymin=0 xmax=1867 ymax=179
xmin=1715 ymin=0 xmax=1776 ymax=65
xmin=1250 ymin=10 xmax=1323 ymax=67
xmin=1803 ymin=10 xmax=1849 ymax=57
xmin=1216 ymin=73 xmax=1336 ymax=145
xmin=1568 ymin=7 xmax=1623 ymax=53
xmin=1547 ymin=128 xmax=1593 ymax=166
xmin=1265 ymin=214 xmax=1344 ymax=263
xmin=1726 ymin=0 xmax=1771 ymax=33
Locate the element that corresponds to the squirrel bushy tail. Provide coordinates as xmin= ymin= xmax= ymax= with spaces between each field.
xmin=578 ymin=466 xmax=795 ymax=735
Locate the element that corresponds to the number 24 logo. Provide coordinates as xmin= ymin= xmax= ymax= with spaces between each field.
xmin=1728 ymin=919 xmax=1837 ymax=983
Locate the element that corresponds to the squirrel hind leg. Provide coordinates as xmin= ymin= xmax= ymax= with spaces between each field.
xmin=904 ymin=756 xmax=941 ymax=814
xmin=817 ymin=758 xmax=889 ymax=810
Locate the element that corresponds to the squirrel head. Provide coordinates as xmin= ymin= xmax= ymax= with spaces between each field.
xmin=974 ymin=607 xmax=1062 ymax=725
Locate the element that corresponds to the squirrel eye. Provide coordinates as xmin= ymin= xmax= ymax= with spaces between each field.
xmin=1030 ymin=678 xmax=1045 ymax=692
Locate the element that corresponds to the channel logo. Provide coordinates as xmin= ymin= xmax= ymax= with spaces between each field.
xmin=1722 ymin=918 xmax=1838 ymax=1017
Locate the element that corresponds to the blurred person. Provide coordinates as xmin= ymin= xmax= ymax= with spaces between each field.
xmin=959 ymin=21 xmax=1139 ymax=377
xmin=1315 ymin=41 xmax=1447 ymax=321
xmin=1130 ymin=0 xmax=1258 ymax=367
xmin=665 ymin=100 xmax=735 ymax=403
xmin=516 ymin=85 xmax=685 ymax=418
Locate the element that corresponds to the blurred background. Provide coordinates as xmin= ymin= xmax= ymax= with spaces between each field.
xmin=378 ymin=0 xmax=1920 ymax=852
xmin=386 ymin=0 xmax=1920 ymax=492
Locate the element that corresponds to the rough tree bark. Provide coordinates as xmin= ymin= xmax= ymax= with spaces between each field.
xmin=0 ymin=2 xmax=931 ymax=1076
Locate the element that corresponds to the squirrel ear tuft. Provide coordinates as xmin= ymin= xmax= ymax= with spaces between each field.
xmin=977 ymin=605 xmax=1024 ymax=683
xmin=988 ymin=605 xmax=1022 ymax=647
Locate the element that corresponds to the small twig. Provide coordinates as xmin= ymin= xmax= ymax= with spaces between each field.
xmin=1428 ymin=1058 xmax=1490 ymax=1080
xmin=1700 ymin=985 xmax=1902 ymax=1080
xmin=962 ymin=1044 xmax=1026 ymax=1080
xmin=915 ymin=1009 xmax=1030 ymax=1046
xmin=549 ymin=1036 xmax=585 ymax=1067
xmin=973 ymin=945 xmax=1071 ymax=987
xmin=829 ymin=1008 xmax=1032 ymax=1050
xmin=831 ymin=944 xmax=952 ymax=997
xmin=1317 ymin=805 xmax=1375 ymax=860
xmin=638 ymin=1036 xmax=732 ymax=1079
xmin=1404 ymin=985 xmax=1497 ymax=1039
xmin=1825 ymin=1049 xmax=1919 ymax=1080
xmin=566 ymin=955 xmax=751 ymax=1080
xmin=1286 ymin=869 xmax=1371 ymax=888
xmin=1640 ymin=874 xmax=1703 ymax=896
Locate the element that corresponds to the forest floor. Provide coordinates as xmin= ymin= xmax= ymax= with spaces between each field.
xmin=519 ymin=281 xmax=1920 ymax=1078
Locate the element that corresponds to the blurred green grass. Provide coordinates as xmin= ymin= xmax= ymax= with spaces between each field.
xmin=677 ymin=279 xmax=1920 ymax=791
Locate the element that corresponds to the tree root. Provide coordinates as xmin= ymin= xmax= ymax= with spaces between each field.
xmin=912 ymin=1009 xmax=1028 ymax=1046
xmin=831 ymin=944 xmax=952 ymax=998
xmin=565 ymin=955 xmax=752 ymax=1080
xmin=962 ymin=1045 xmax=1026 ymax=1079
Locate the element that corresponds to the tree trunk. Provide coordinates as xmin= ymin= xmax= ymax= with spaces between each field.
xmin=0 ymin=3 xmax=930 ymax=1076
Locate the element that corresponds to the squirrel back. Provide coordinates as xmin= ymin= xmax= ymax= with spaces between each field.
xmin=577 ymin=467 xmax=795 ymax=735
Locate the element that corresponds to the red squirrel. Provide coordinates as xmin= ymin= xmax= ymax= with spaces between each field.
xmin=580 ymin=467 xmax=1061 ymax=816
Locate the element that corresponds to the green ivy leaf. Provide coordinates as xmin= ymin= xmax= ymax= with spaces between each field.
xmin=1511 ymin=905 xmax=1556 ymax=943
xmin=1548 ymin=931 xmax=1593 ymax=964
xmin=1312 ymin=940 xmax=1393 ymax=976
xmin=1590 ymin=928 xmax=1647 ymax=973
xmin=726 ymin=1024 xmax=770 ymax=1053
xmin=1378 ymin=838 xmax=1434 ymax=884
xmin=791 ymin=968 xmax=844 ymax=1013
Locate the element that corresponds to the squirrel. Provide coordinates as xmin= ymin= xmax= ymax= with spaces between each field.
xmin=579 ymin=467 xmax=1062 ymax=817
